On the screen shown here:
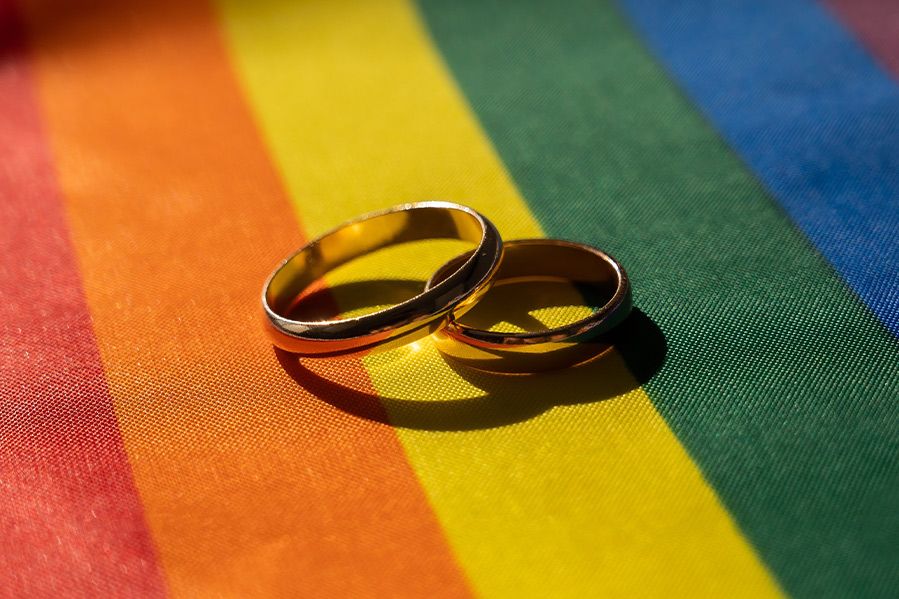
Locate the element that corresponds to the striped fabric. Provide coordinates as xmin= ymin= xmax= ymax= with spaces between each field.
xmin=1 ymin=0 xmax=896 ymax=597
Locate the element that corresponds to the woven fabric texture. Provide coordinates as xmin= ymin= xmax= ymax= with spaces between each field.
xmin=1 ymin=0 xmax=897 ymax=597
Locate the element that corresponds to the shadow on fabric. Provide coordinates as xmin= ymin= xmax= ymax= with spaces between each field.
xmin=275 ymin=279 xmax=666 ymax=431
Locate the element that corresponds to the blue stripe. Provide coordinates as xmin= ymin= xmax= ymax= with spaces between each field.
xmin=616 ymin=0 xmax=899 ymax=337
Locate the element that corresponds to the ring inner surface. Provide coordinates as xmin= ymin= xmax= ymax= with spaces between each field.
xmin=267 ymin=206 xmax=484 ymax=319
xmin=490 ymin=243 xmax=618 ymax=290
xmin=431 ymin=241 xmax=621 ymax=339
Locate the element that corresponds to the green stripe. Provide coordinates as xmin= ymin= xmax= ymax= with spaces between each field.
xmin=415 ymin=1 xmax=899 ymax=597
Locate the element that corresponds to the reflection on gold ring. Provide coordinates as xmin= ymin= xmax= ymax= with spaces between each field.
xmin=262 ymin=202 xmax=503 ymax=358
xmin=425 ymin=239 xmax=632 ymax=374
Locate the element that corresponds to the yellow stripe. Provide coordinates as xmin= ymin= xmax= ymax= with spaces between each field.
xmin=216 ymin=0 xmax=783 ymax=596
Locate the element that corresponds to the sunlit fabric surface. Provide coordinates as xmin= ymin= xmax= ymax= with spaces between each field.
xmin=1 ymin=0 xmax=897 ymax=597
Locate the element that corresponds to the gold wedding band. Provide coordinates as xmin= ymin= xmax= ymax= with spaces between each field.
xmin=262 ymin=202 xmax=502 ymax=357
xmin=425 ymin=239 xmax=631 ymax=374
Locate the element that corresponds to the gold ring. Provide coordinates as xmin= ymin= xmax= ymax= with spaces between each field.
xmin=263 ymin=202 xmax=503 ymax=357
xmin=425 ymin=239 xmax=631 ymax=373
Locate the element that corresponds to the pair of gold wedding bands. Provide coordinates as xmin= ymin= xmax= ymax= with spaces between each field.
xmin=262 ymin=202 xmax=631 ymax=374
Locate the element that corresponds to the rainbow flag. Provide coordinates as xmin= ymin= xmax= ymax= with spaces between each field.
xmin=2 ymin=0 xmax=896 ymax=596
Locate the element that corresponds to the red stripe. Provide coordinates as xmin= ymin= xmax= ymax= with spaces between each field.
xmin=0 ymin=2 xmax=167 ymax=596
xmin=826 ymin=0 xmax=899 ymax=78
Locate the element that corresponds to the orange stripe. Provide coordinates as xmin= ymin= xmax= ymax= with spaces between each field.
xmin=23 ymin=0 xmax=470 ymax=596
xmin=0 ymin=2 xmax=166 ymax=594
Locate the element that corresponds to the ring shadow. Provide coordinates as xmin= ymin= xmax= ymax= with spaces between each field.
xmin=276 ymin=279 xmax=667 ymax=432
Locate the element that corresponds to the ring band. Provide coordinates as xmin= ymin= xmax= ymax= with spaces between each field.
xmin=425 ymin=239 xmax=632 ymax=373
xmin=263 ymin=202 xmax=503 ymax=357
